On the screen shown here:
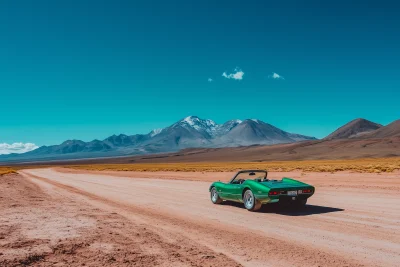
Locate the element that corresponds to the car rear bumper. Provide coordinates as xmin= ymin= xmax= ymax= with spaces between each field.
xmin=278 ymin=195 xmax=309 ymax=203
xmin=256 ymin=194 xmax=312 ymax=204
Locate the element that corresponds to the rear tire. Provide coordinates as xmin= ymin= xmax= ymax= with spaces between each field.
xmin=243 ymin=190 xmax=261 ymax=211
xmin=210 ymin=187 xmax=223 ymax=204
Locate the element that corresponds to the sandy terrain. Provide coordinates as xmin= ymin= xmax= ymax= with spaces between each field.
xmin=2 ymin=168 xmax=400 ymax=266
xmin=0 ymin=173 xmax=239 ymax=267
xmin=56 ymin=167 xmax=400 ymax=191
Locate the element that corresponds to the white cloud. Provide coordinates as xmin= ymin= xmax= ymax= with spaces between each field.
xmin=269 ymin=72 xmax=284 ymax=80
xmin=222 ymin=67 xmax=244 ymax=80
xmin=208 ymin=78 xmax=213 ymax=82
xmin=0 ymin=142 xmax=39 ymax=155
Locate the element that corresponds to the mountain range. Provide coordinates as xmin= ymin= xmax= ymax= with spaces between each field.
xmin=89 ymin=118 xmax=400 ymax=163
xmin=0 ymin=116 xmax=316 ymax=162
xmin=2 ymin=116 xmax=399 ymax=163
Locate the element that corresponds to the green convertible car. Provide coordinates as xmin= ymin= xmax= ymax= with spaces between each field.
xmin=209 ymin=170 xmax=315 ymax=211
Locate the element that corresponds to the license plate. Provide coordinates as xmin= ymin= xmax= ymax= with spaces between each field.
xmin=287 ymin=190 xmax=297 ymax=196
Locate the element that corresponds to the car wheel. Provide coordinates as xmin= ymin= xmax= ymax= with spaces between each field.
xmin=210 ymin=187 xmax=223 ymax=204
xmin=243 ymin=190 xmax=261 ymax=211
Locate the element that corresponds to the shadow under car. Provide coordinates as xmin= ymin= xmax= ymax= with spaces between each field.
xmin=221 ymin=201 xmax=344 ymax=216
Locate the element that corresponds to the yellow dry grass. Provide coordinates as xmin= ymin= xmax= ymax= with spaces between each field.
xmin=67 ymin=157 xmax=400 ymax=173
xmin=0 ymin=167 xmax=16 ymax=176
xmin=0 ymin=165 xmax=50 ymax=175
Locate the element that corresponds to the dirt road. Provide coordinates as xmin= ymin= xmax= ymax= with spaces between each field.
xmin=4 ymin=168 xmax=400 ymax=266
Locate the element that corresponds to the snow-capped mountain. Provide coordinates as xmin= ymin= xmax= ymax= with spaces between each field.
xmin=214 ymin=119 xmax=243 ymax=136
xmin=170 ymin=116 xmax=218 ymax=137
xmin=0 ymin=116 xmax=317 ymax=162
xmin=151 ymin=116 xmax=242 ymax=138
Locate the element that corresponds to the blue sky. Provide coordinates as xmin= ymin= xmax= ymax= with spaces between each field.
xmin=1 ymin=0 xmax=399 ymax=149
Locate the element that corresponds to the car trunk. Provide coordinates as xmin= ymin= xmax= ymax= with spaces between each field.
xmin=260 ymin=180 xmax=304 ymax=190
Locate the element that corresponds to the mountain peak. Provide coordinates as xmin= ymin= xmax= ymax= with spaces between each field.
xmin=184 ymin=115 xmax=199 ymax=120
xmin=173 ymin=116 xmax=217 ymax=136
xmin=182 ymin=115 xmax=199 ymax=124
xmin=242 ymin=119 xmax=263 ymax=124
xmin=181 ymin=116 xmax=216 ymax=127
xmin=325 ymin=118 xmax=382 ymax=140
xmin=61 ymin=139 xmax=84 ymax=145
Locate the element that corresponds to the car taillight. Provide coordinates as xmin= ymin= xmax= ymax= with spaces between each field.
xmin=268 ymin=190 xmax=279 ymax=196
xmin=300 ymin=189 xmax=312 ymax=194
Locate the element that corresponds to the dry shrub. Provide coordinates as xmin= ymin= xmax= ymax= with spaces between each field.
xmin=0 ymin=167 xmax=16 ymax=176
xmin=66 ymin=157 xmax=400 ymax=173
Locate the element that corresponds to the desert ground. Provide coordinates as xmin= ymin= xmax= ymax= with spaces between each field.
xmin=1 ymin=168 xmax=400 ymax=267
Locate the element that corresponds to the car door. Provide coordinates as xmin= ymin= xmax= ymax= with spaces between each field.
xmin=222 ymin=182 xmax=243 ymax=201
